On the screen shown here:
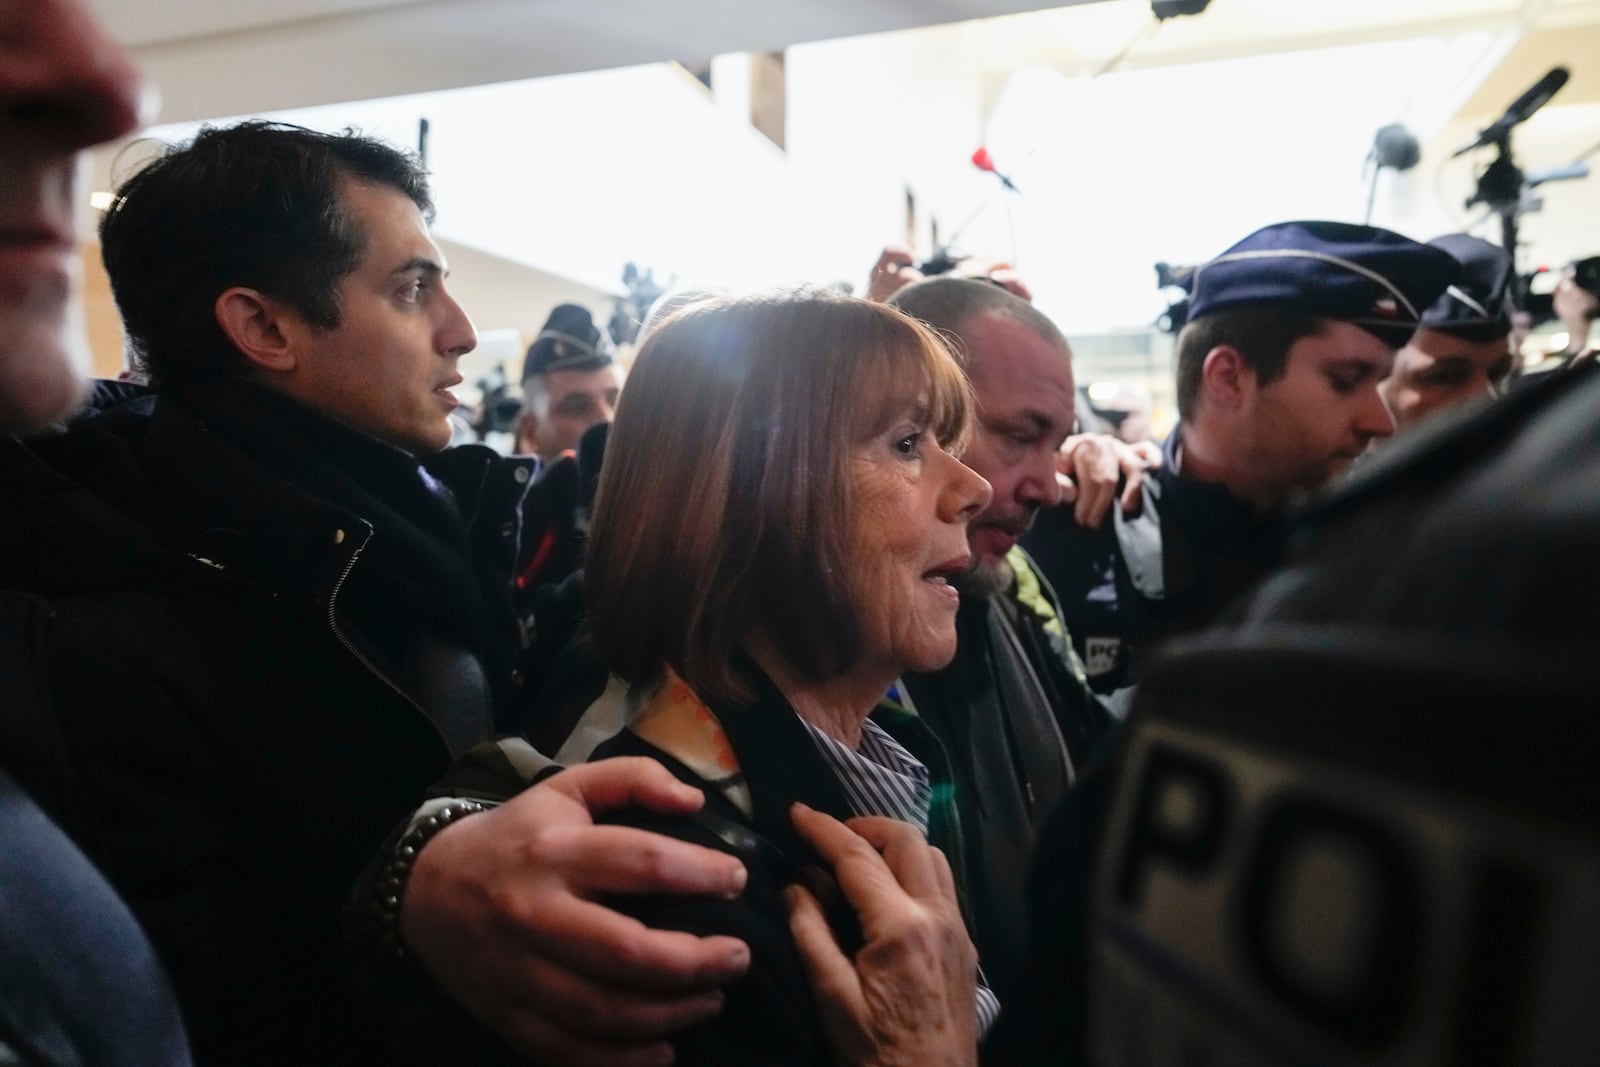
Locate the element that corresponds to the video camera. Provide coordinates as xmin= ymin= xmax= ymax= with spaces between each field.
xmin=470 ymin=365 xmax=524 ymax=438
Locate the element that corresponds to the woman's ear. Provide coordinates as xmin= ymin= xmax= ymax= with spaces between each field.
xmin=214 ymin=287 xmax=295 ymax=374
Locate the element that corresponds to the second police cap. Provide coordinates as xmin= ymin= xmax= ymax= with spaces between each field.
xmin=1184 ymin=220 xmax=1461 ymax=345
xmin=523 ymin=304 xmax=616 ymax=382
xmin=1420 ymin=233 xmax=1514 ymax=340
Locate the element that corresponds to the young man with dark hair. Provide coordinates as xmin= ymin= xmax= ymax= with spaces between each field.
xmin=100 ymin=122 xmax=437 ymax=392
xmin=1024 ymin=220 xmax=1458 ymax=694
xmin=0 ymin=120 xmax=753 ymax=1065
xmin=1172 ymin=307 xmax=1325 ymax=423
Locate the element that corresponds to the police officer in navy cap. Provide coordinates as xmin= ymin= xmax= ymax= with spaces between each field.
xmin=999 ymin=287 xmax=1600 ymax=1067
xmin=1023 ymin=220 xmax=1457 ymax=696
xmin=515 ymin=302 xmax=622 ymax=463
xmin=511 ymin=307 xmax=621 ymax=688
xmin=1380 ymin=233 xmax=1515 ymax=435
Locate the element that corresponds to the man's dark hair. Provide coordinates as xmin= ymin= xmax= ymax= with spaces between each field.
xmin=99 ymin=121 xmax=433 ymax=390
xmin=1174 ymin=307 xmax=1326 ymax=421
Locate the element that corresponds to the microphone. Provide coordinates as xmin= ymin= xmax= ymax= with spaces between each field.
xmin=1365 ymin=123 xmax=1419 ymax=223
xmin=971 ymin=147 xmax=1020 ymax=193
xmin=1372 ymin=123 xmax=1420 ymax=172
xmin=1453 ymin=67 xmax=1569 ymax=157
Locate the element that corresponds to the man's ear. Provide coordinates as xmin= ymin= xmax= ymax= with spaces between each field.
xmin=214 ymin=287 xmax=297 ymax=375
xmin=515 ymin=409 xmax=540 ymax=454
xmin=1199 ymin=344 xmax=1254 ymax=411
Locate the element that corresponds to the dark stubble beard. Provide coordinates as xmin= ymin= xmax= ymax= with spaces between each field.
xmin=953 ymin=505 xmax=1037 ymax=601
xmin=951 ymin=553 xmax=1012 ymax=601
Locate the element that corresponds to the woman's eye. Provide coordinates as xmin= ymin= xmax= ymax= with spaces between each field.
xmin=894 ymin=432 xmax=923 ymax=457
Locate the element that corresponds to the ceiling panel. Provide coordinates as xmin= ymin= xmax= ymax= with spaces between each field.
xmin=94 ymin=0 xmax=1092 ymax=122
xmin=1457 ymin=22 xmax=1600 ymax=119
xmin=88 ymin=0 xmax=432 ymax=48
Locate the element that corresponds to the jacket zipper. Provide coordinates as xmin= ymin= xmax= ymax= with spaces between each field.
xmin=325 ymin=525 xmax=434 ymax=724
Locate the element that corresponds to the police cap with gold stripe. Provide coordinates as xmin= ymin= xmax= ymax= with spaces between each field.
xmin=1184 ymin=220 xmax=1461 ymax=346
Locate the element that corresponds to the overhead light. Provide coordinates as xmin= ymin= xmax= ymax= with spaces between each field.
xmin=90 ymin=191 xmax=116 ymax=211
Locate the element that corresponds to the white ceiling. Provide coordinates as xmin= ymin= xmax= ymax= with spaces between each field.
xmin=87 ymin=0 xmax=1092 ymax=121
xmin=88 ymin=0 xmax=1600 ymax=125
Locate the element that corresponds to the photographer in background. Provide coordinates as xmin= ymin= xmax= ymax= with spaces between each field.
xmin=1553 ymin=255 xmax=1600 ymax=362
xmin=867 ymin=244 xmax=1032 ymax=303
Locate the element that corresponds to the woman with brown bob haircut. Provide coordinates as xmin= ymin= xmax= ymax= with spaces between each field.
xmin=585 ymin=288 xmax=995 ymax=1066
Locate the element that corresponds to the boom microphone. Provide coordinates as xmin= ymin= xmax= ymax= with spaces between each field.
xmin=1454 ymin=67 xmax=1569 ymax=157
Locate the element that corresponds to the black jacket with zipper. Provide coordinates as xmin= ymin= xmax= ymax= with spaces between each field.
xmin=0 ymin=379 xmax=535 ymax=1065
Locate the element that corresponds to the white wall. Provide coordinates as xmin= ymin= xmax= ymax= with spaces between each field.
xmin=977 ymin=32 xmax=1529 ymax=334
xmin=433 ymin=238 xmax=613 ymax=368
xmin=106 ymin=62 xmax=896 ymax=299
xmin=785 ymin=27 xmax=994 ymax=289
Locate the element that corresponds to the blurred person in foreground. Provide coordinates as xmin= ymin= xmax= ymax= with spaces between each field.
xmin=1023 ymin=221 xmax=1458 ymax=697
xmin=998 ymin=298 xmax=1600 ymax=1067
xmin=1379 ymin=234 xmax=1515 ymax=435
xmin=0 ymin=0 xmax=192 ymax=1062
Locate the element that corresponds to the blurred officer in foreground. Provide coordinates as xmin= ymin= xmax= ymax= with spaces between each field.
xmin=1024 ymin=221 xmax=1457 ymax=697
xmin=0 ymin=0 xmax=192 ymax=1062
xmin=999 ymin=338 xmax=1600 ymax=1066
xmin=1380 ymin=234 xmax=1515 ymax=435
